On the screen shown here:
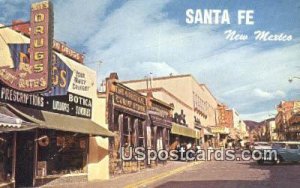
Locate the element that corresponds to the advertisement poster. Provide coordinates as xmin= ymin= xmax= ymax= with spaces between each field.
xmin=0 ymin=0 xmax=299 ymax=187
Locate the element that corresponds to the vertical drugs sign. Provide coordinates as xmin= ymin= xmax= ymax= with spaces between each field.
xmin=29 ymin=0 xmax=53 ymax=92
xmin=0 ymin=0 xmax=53 ymax=92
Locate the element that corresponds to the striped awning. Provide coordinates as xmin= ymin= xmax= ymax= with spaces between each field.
xmin=0 ymin=105 xmax=38 ymax=132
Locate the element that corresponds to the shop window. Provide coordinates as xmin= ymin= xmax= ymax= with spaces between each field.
xmin=37 ymin=130 xmax=88 ymax=176
xmin=165 ymin=129 xmax=170 ymax=150
xmin=150 ymin=126 xmax=155 ymax=149
xmin=156 ymin=128 xmax=163 ymax=150
xmin=123 ymin=116 xmax=133 ymax=146
xmin=0 ymin=133 xmax=13 ymax=182
xmin=137 ymin=120 xmax=145 ymax=147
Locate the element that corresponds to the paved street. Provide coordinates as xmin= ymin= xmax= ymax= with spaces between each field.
xmin=46 ymin=158 xmax=300 ymax=188
xmin=151 ymin=160 xmax=300 ymax=188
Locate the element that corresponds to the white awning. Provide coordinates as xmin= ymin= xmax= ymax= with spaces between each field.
xmin=0 ymin=24 xmax=29 ymax=68
xmin=0 ymin=104 xmax=38 ymax=132
xmin=203 ymin=128 xmax=214 ymax=136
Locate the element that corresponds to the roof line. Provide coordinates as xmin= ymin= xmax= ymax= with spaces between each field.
xmin=121 ymin=74 xmax=219 ymax=103
xmin=121 ymin=74 xmax=193 ymax=84
xmin=136 ymin=87 xmax=193 ymax=111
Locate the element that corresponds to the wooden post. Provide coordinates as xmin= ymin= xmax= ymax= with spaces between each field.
xmin=33 ymin=129 xmax=38 ymax=186
xmin=163 ymin=128 xmax=166 ymax=150
xmin=143 ymin=120 xmax=148 ymax=167
xmin=134 ymin=119 xmax=139 ymax=147
xmin=153 ymin=126 xmax=158 ymax=165
xmin=118 ymin=114 xmax=124 ymax=172
xmin=85 ymin=135 xmax=90 ymax=173
xmin=12 ymin=132 xmax=16 ymax=185
xmin=133 ymin=118 xmax=139 ymax=171
xmin=108 ymin=94 xmax=115 ymax=175
xmin=127 ymin=117 xmax=131 ymax=146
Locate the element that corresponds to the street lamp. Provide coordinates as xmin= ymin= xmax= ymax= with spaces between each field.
xmin=288 ymin=76 xmax=300 ymax=83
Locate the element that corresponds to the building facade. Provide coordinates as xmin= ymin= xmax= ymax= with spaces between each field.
xmin=122 ymin=74 xmax=218 ymax=148
xmin=102 ymin=73 xmax=174 ymax=174
xmin=0 ymin=1 xmax=113 ymax=187
xmin=275 ymin=101 xmax=300 ymax=141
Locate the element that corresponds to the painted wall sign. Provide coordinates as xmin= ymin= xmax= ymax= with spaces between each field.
xmin=53 ymin=40 xmax=84 ymax=64
xmin=0 ymin=85 xmax=92 ymax=119
xmin=149 ymin=101 xmax=171 ymax=118
xmin=210 ymin=126 xmax=230 ymax=134
xmin=0 ymin=1 xmax=53 ymax=92
xmin=113 ymin=85 xmax=147 ymax=113
xmin=149 ymin=114 xmax=172 ymax=128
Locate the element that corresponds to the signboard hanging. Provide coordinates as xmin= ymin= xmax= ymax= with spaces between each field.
xmin=0 ymin=0 xmax=53 ymax=92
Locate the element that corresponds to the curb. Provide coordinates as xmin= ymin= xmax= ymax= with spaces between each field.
xmin=124 ymin=161 xmax=203 ymax=188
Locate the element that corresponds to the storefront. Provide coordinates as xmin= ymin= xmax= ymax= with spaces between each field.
xmin=106 ymin=73 xmax=148 ymax=174
xmin=146 ymin=94 xmax=173 ymax=165
xmin=210 ymin=126 xmax=230 ymax=148
xmin=0 ymin=1 xmax=113 ymax=186
xmin=0 ymin=103 xmax=113 ymax=187
xmin=0 ymin=105 xmax=38 ymax=187
xmin=288 ymin=113 xmax=300 ymax=140
xmin=202 ymin=127 xmax=214 ymax=149
xmin=170 ymin=122 xmax=198 ymax=150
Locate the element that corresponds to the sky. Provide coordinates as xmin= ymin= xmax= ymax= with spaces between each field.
xmin=0 ymin=0 xmax=299 ymax=122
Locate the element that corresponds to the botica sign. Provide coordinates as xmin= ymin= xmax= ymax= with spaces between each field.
xmin=0 ymin=85 xmax=92 ymax=119
xmin=0 ymin=1 xmax=53 ymax=92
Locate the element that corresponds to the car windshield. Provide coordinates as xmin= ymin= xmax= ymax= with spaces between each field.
xmin=287 ymin=144 xmax=299 ymax=149
xmin=254 ymin=143 xmax=269 ymax=146
xmin=272 ymin=143 xmax=286 ymax=149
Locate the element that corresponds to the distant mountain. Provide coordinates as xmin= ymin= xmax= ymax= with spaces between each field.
xmin=244 ymin=120 xmax=261 ymax=131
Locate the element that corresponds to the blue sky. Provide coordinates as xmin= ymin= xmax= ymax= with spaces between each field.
xmin=0 ymin=0 xmax=299 ymax=121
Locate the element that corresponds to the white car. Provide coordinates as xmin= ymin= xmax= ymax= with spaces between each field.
xmin=251 ymin=142 xmax=272 ymax=151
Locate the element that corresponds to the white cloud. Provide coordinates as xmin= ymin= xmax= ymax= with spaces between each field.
xmin=241 ymin=110 xmax=277 ymax=122
xmin=79 ymin=0 xmax=300 ymax=122
xmin=253 ymin=88 xmax=286 ymax=100
xmin=53 ymin=0 xmax=111 ymax=46
xmin=1 ymin=0 xmax=299 ymax=122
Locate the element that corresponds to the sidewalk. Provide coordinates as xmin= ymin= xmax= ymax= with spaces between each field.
xmin=45 ymin=161 xmax=203 ymax=188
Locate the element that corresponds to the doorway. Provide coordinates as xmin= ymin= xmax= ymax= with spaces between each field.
xmin=15 ymin=131 xmax=35 ymax=187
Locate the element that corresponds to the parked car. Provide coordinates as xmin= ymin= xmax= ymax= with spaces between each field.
xmin=256 ymin=141 xmax=300 ymax=165
xmin=272 ymin=141 xmax=300 ymax=164
xmin=250 ymin=142 xmax=271 ymax=153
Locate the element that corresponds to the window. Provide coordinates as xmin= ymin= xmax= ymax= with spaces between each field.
xmin=165 ymin=129 xmax=170 ymax=150
xmin=150 ymin=126 xmax=155 ymax=149
xmin=288 ymin=144 xmax=299 ymax=150
xmin=123 ymin=116 xmax=133 ymax=147
xmin=272 ymin=143 xmax=286 ymax=149
xmin=37 ymin=130 xmax=88 ymax=176
xmin=137 ymin=120 xmax=145 ymax=147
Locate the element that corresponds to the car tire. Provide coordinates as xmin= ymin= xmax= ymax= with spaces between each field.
xmin=257 ymin=159 xmax=264 ymax=165
xmin=272 ymin=155 xmax=281 ymax=165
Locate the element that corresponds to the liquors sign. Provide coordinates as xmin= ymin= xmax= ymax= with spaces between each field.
xmin=0 ymin=85 xmax=92 ymax=119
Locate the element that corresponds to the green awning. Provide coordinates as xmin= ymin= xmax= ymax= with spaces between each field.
xmin=171 ymin=123 xmax=197 ymax=138
xmin=7 ymin=104 xmax=114 ymax=137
